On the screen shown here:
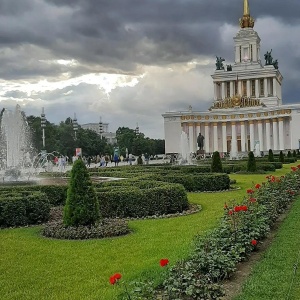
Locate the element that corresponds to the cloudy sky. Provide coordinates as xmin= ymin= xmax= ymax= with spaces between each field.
xmin=0 ymin=0 xmax=299 ymax=139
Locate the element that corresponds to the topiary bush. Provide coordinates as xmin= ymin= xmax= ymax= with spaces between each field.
xmin=63 ymin=159 xmax=100 ymax=227
xmin=268 ymin=149 xmax=274 ymax=162
xmin=279 ymin=151 xmax=285 ymax=163
xmin=211 ymin=151 xmax=223 ymax=173
xmin=247 ymin=151 xmax=257 ymax=172
xmin=287 ymin=150 xmax=292 ymax=158
xmin=293 ymin=150 xmax=297 ymax=158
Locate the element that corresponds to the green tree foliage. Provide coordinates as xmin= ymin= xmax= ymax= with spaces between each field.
xmin=211 ymin=151 xmax=223 ymax=172
xmin=279 ymin=151 xmax=285 ymax=163
xmin=247 ymin=151 xmax=257 ymax=172
xmin=63 ymin=159 xmax=100 ymax=226
xmin=268 ymin=149 xmax=274 ymax=162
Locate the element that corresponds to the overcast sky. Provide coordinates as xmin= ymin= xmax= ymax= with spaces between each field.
xmin=0 ymin=0 xmax=299 ymax=139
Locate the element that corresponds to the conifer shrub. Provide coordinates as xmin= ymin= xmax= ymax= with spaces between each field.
xmin=293 ymin=150 xmax=297 ymax=158
xmin=63 ymin=159 xmax=100 ymax=226
xmin=247 ymin=151 xmax=257 ymax=172
xmin=137 ymin=155 xmax=143 ymax=165
xmin=287 ymin=150 xmax=292 ymax=158
xmin=268 ymin=149 xmax=274 ymax=162
xmin=211 ymin=151 xmax=223 ymax=173
xmin=279 ymin=151 xmax=285 ymax=163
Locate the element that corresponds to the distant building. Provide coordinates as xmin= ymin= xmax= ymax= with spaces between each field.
xmin=81 ymin=122 xmax=117 ymax=144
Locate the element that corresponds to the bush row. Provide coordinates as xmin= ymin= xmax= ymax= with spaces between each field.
xmin=0 ymin=192 xmax=50 ymax=227
xmin=97 ymin=183 xmax=189 ymax=218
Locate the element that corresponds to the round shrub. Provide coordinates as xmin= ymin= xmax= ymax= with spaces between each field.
xmin=63 ymin=159 xmax=100 ymax=227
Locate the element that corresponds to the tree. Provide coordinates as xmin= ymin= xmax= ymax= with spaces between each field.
xmin=211 ymin=151 xmax=223 ymax=172
xmin=293 ymin=150 xmax=297 ymax=158
xmin=63 ymin=159 xmax=100 ymax=226
xmin=287 ymin=150 xmax=292 ymax=158
xmin=268 ymin=149 xmax=274 ymax=162
xmin=279 ymin=151 xmax=285 ymax=163
xmin=247 ymin=151 xmax=257 ymax=172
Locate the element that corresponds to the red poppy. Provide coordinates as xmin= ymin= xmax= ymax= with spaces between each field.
xmin=228 ymin=210 xmax=233 ymax=215
xmin=249 ymin=198 xmax=257 ymax=203
xmin=234 ymin=206 xmax=241 ymax=212
xmin=241 ymin=205 xmax=248 ymax=211
xmin=291 ymin=166 xmax=297 ymax=172
xmin=247 ymin=189 xmax=254 ymax=194
xmin=109 ymin=273 xmax=122 ymax=285
xmin=255 ymin=183 xmax=261 ymax=189
xmin=251 ymin=239 xmax=258 ymax=246
xmin=271 ymin=176 xmax=275 ymax=182
xmin=160 ymin=259 xmax=169 ymax=267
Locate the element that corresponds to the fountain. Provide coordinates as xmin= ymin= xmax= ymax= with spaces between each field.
xmin=0 ymin=105 xmax=37 ymax=182
xmin=179 ymin=131 xmax=192 ymax=165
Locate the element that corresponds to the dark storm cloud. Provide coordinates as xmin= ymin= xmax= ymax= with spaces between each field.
xmin=0 ymin=0 xmax=299 ymax=80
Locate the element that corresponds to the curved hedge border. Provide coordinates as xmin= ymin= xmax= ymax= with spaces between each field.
xmin=0 ymin=191 xmax=50 ymax=227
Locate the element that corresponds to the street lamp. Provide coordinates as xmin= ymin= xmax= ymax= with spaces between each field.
xmin=135 ymin=123 xmax=139 ymax=136
xmin=99 ymin=116 xmax=103 ymax=139
xmin=41 ymin=107 xmax=46 ymax=149
xmin=73 ymin=113 xmax=78 ymax=140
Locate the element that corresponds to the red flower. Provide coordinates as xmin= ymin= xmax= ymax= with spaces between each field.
xmin=160 ymin=259 xmax=169 ymax=267
xmin=228 ymin=210 xmax=233 ymax=215
xmin=271 ymin=176 xmax=275 ymax=182
xmin=241 ymin=205 xmax=248 ymax=211
xmin=297 ymin=165 xmax=300 ymax=169
xmin=291 ymin=166 xmax=297 ymax=172
xmin=249 ymin=198 xmax=257 ymax=203
xmin=109 ymin=273 xmax=122 ymax=285
xmin=251 ymin=239 xmax=258 ymax=246
xmin=234 ymin=206 xmax=241 ymax=212
xmin=247 ymin=189 xmax=254 ymax=194
xmin=255 ymin=183 xmax=261 ymax=189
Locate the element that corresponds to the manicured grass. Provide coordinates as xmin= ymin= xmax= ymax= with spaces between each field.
xmin=233 ymin=195 xmax=300 ymax=300
xmin=0 ymin=164 xmax=295 ymax=299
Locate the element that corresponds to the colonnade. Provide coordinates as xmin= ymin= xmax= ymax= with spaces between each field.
xmin=214 ymin=77 xmax=277 ymax=100
xmin=183 ymin=117 xmax=287 ymax=154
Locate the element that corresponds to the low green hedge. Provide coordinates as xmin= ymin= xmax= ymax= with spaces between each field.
xmin=0 ymin=192 xmax=50 ymax=227
xmin=97 ymin=183 xmax=189 ymax=218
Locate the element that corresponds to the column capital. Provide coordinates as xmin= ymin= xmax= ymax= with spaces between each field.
xmin=257 ymin=120 xmax=263 ymax=124
xmin=240 ymin=121 xmax=245 ymax=125
xmin=265 ymin=119 xmax=270 ymax=123
xmin=231 ymin=121 xmax=236 ymax=125
xmin=188 ymin=122 xmax=195 ymax=126
xmin=249 ymin=120 xmax=254 ymax=125
xmin=213 ymin=122 xmax=218 ymax=126
xmin=278 ymin=117 xmax=284 ymax=122
xmin=222 ymin=122 xmax=227 ymax=126
xmin=205 ymin=122 xmax=210 ymax=126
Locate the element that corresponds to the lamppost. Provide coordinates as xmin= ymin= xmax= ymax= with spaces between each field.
xmin=73 ymin=113 xmax=78 ymax=141
xmin=99 ymin=116 xmax=103 ymax=139
xmin=41 ymin=107 xmax=46 ymax=149
xmin=135 ymin=123 xmax=139 ymax=136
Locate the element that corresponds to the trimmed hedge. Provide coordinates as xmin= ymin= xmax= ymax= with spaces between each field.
xmin=97 ymin=183 xmax=189 ymax=218
xmin=0 ymin=192 xmax=50 ymax=227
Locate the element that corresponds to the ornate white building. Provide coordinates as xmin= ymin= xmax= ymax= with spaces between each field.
xmin=163 ymin=0 xmax=300 ymax=156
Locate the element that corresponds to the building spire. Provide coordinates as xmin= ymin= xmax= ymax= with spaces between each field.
xmin=240 ymin=0 xmax=254 ymax=28
xmin=244 ymin=0 xmax=250 ymax=16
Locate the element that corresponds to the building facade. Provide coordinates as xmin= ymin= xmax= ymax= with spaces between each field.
xmin=163 ymin=0 xmax=300 ymax=156
xmin=81 ymin=122 xmax=117 ymax=144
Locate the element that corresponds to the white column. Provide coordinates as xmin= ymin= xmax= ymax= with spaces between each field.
xmin=278 ymin=117 xmax=284 ymax=150
xmin=246 ymin=80 xmax=251 ymax=97
xmin=265 ymin=119 xmax=271 ymax=151
xmin=249 ymin=120 xmax=255 ymax=151
xmin=196 ymin=123 xmax=201 ymax=138
xmin=213 ymin=122 xmax=218 ymax=152
xmin=241 ymin=121 xmax=246 ymax=152
xmin=231 ymin=122 xmax=237 ymax=155
xmin=253 ymin=44 xmax=257 ymax=61
xmin=258 ymin=120 xmax=263 ymax=152
xmin=188 ymin=123 xmax=194 ymax=153
xmin=221 ymin=82 xmax=225 ymax=99
xmin=214 ymin=83 xmax=218 ymax=100
xmin=255 ymin=79 xmax=259 ymax=98
xmin=222 ymin=122 xmax=227 ymax=153
xmin=273 ymin=119 xmax=279 ymax=150
xmin=238 ymin=81 xmax=242 ymax=95
xmin=264 ymin=78 xmax=268 ymax=97
xmin=230 ymin=81 xmax=234 ymax=97
xmin=273 ymin=77 xmax=277 ymax=97
xmin=205 ymin=122 xmax=210 ymax=153
xmin=235 ymin=46 xmax=240 ymax=63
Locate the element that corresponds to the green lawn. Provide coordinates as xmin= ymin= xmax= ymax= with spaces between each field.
xmin=233 ymin=196 xmax=300 ymax=300
xmin=0 ymin=165 xmax=294 ymax=300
